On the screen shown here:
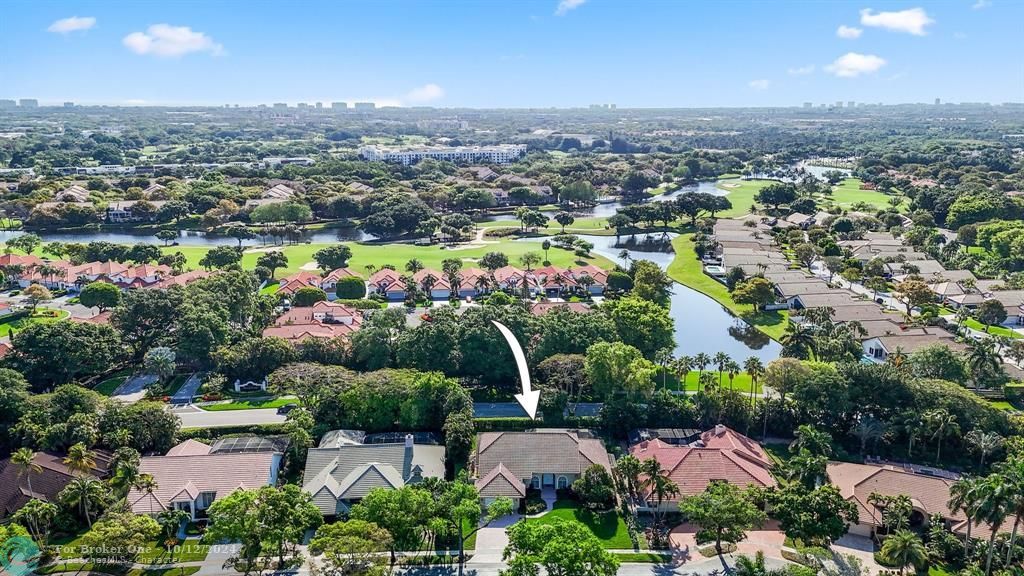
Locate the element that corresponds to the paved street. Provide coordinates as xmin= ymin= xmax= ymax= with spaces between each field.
xmin=172 ymin=405 xmax=286 ymax=428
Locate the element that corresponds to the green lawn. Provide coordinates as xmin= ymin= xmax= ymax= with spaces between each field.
xmin=95 ymin=372 xmax=130 ymax=396
xmin=524 ymin=501 xmax=635 ymax=550
xmin=674 ymin=371 xmax=762 ymax=393
xmin=714 ymin=179 xmax=772 ymax=217
xmin=962 ymin=318 xmax=1023 ymax=339
xmin=614 ymin=552 xmax=671 ymax=563
xmin=987 ymin=399 xmax=1022 ymax=412
xmin=0 ymin=307 xmax=70 ymax=336
xmin=667 ymin=233 xmax=788 ymax=341
xmin=161 ymin=238 xmax=614 ymax=277
xmin=259 ymin=283 xmax=281 ymax=295
xmin=200 ymin=396 xmax=299 ymax=411
xmin=826 ymin=178 xmax=907 ymax=211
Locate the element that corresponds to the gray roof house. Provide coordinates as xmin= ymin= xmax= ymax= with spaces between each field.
xmin=302 ymin=432 xmax=445 ymax=516
xmin=472 ymin=430 xmax=611 ymax=506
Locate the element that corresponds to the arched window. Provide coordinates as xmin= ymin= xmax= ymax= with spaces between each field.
xmin=556 ymin=476 xmax=569 ymax=489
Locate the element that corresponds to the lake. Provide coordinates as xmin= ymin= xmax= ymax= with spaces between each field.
xmin=533 ymin=233 xmax=782 ymax=362
xmin=0 ymin=226 xmax=374 ymax=247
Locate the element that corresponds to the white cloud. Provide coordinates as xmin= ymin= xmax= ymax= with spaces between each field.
xmin=555 ymin=0 xmax=586 ymax=16
xmin=748 ymin=79 xmax=770 ymax=90
xmin=825 ymin=52 xmax=887 ymax=77
xmin=972 ymin=0 xmax=992 ymax=9
xmin=859 ymin=8 xmax=935 ymax=36
xmin=404 ymin=83 xmax=445 ymax=104
xmin=787 ymin=65 xmax=816 ymax=76
xmin=48 ymin=16 xmax=96 ymax=34
xmin=836 ymin=25 xmax=863 ymax=39
xmin=123 ymin=24 xmax=224 ymax=57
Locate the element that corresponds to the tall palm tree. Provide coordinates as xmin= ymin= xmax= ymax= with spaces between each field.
xmin=744 ymin=356 xmax=765 ymax=409
xmin=404 ymin=259 xmax=424 ymax=274
xmin=693 ymin=353 xmax=711 ymax=392
xmin=948 ymin=476 xmax=984 ymax=558
xmin=965 ymin=430 xmax=1003 ymax=471
xmin=63 ymin=442 xmax=97 ymax=477
xmin=654 ymin=348 xmax=674 ymax=390
xmin=851 ymin=416 xmax=886 ymax=456
xmin=640 ymin=457 xmax=678 ymax=526
xmin=11 ymin=447 xmax=41 ymax=496
xmin=1001 ymin=456 xmax=1024 ymax=566
xmin=900 ymin=412 xmax=924 ymax=458
xmin=618 ymin=249 xmax=632 ymax=268
xmin=974 ymin=474 xmax=1012 ymax=576
xmin=612 ymin=455 xmax=643 ymax=509
xmin=59 ymin=477 xmax=107 ymax=527
xmin=725 ymin=359 xmax=741 ymax=391
xmin=879 ymin=529 xmax=927 ymax=576
xmin=712 ymin=352 xmax=731 ymax=387
xmin=672 ymin=355 xmax=693 ymax=394
xmin=924 ymin=409 xmax=960 ymax=463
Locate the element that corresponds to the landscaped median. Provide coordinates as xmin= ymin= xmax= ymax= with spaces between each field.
xmin=198 ymin=395 xmax=300 ymax=411
xmin=667 ymin=233 xmax=788 ymax=341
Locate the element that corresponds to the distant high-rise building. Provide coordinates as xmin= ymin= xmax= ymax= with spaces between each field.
xmin=802 ymin=102 xmax=813 ymax=108
xmin=354 ymin=102 xmax=376 ymax=110
xmin=0 ymin=99 xmax=17 ymax=108
xmin=272 ymin=103 xmax=288 ymax=109
xmin=315 ymin=102 xmax=323 ymax=109
xmin=835 ymin=101 xmax=843 ymax=108
xmin=331 ymin=102 xmax=348 ymax=109
xmin=848 ymin=101 xmax=856 ymax=108
xmin=63 ymin=102 xmax=74 ymax=107
xmin=297 ymin=102 xmax=309 ymax=109
xmin=935 ymin=98 xmax=941 ymax=105
xmin=609 ymin=103 xmax=616 ymax=109
xmin=18 ymin=99 xmax=38 ymax=108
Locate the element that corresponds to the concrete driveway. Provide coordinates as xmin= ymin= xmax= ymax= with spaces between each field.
xmin=468 ymin=514 xmax=521 ymax=564
xmin=111 ymin=373 xmax=157 ymax=403
xmin=670 ymin=520 xmax=786 ymax=564
xmin=171 ymin=373 xmax=204 ymax=403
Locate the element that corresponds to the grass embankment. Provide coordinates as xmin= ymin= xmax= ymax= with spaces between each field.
xmin=95 ymin=370 xmax=132 ymax=396
xmin=663 ymin=371 xmax=763 ymax=394
xmin=713 ymin=179 xmax=770 ymax=217
xmin=0 ymin=307 xmax=70 ymax=335
xmin=524 ymin=500 xmax=636 ymax=550
xmin=477 ymin=216 xmax=612 ymax=234
xmin=667 ymin=234 xmax=788 ymax=341
xmin=159 ymin=238 xmax=614 ymax=277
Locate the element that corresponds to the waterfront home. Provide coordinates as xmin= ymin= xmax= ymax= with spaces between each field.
xmin=105 ymin=200 xmax=167 ymax=223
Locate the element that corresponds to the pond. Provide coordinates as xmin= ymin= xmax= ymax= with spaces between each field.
xmin=0 ymin=225 xmax=374 ymax=247
xmin=547 ymin=233 xmax=781 ymax=362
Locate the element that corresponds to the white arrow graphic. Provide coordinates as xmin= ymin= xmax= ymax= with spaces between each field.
xmin=491 ymin=320 xmax=540 ymax=420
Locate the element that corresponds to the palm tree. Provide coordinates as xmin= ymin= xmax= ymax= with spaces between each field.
xmin=405 ymin=259 xmax=424 ymax=274
xmin=59 ymin=477 xmax=107 ymax=527
xmin=618 ymin=249 xmax=631 ymax=267
xmin=693 ymin=353 xmax=711 ymax=392
xmin=135 ymin=474 xmax=159 ymax=515
xmin=1001 ymin=456 xmax=1024 ymax=567
xmin=851 ymin=416 xmax=886 ymax=456
xmin=974 ymin=474 xmax=1012 ymax=576
xmin=640 ymin=457 xmax=679 ymax=526
xmin=924 ymin=409 xmax=960 ymax=462
xmin=654 ymin=348 xmax=674 ymax=390
xmin=672 ymin=355 xmax=693 ymax=394
xmin=887 ymin=346 xmax=908 ymax=370
xmin=364 ymin=264 xmax=377 ymax=277
xmin=725 ymin=359 xmax=741 ymax=391
xmin=790 ymin=424 xmax=833 ymax=458
xmin=63 ymin=442 xmax=97 ymax=477
xmin=712 ymin=352 xmax=731 ymax=387
xmin=948 ymin=476 xmax=984 ymax=558
xmin=780 ymin=322 xmax=816 ymax=359
xmin=744 ymin=356 xmax=765 ymax=408
xmin=612 ymin=455 xmax=643 ymax=509
xmin=11 ymin=447 xmax=41 ymax=496
xmin=966 ymin=339 xmax=1001 ymax=388
xmin=965 ymin=430 xmax=1003 ymax=471
xmin=900 ymin=412 xmax=924 ymax=458
xmin=879 ymin=529 xmax=927 ymax=576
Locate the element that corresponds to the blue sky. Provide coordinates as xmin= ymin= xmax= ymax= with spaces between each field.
xmin=3 ymin=0 xmax=1021 ymax=108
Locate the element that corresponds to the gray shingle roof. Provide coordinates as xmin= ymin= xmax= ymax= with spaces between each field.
xmin=474 ymin=430 xmax=611 ymax=484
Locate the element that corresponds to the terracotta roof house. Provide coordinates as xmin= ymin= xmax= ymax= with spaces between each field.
xmin=148 ymin=269 xmax=213 ymax=290
xmin=528 ymin=302 xmax=592 ymax=316
xmin=303 ymin=432 xmax=445 ymax=516
xmin=368 ymin=269 xmax=407 ymax=301
xmin=263 ymin=300 xmax=363 ymax=342
xmin=628 ymin=425 xmax=775 ymax=512
xmin=0 ymin=253 xmax=44 ymax=268
xmin=472 ymin=430 xmax=611 ymax=507
xmin=17 ymin=260 xmax=173 ymax=291
xmin=55 ymin=184 xmax=90 ymax=202
xmin=0 ymin=450 xmax=112 ymax=519
xmin=827 ymin=462 xmax=1019 ymax=540
xmin=126 ymin=439 xmax=281 ymax=520
xmin=348 ymin=182 xmax=375 ymax=194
